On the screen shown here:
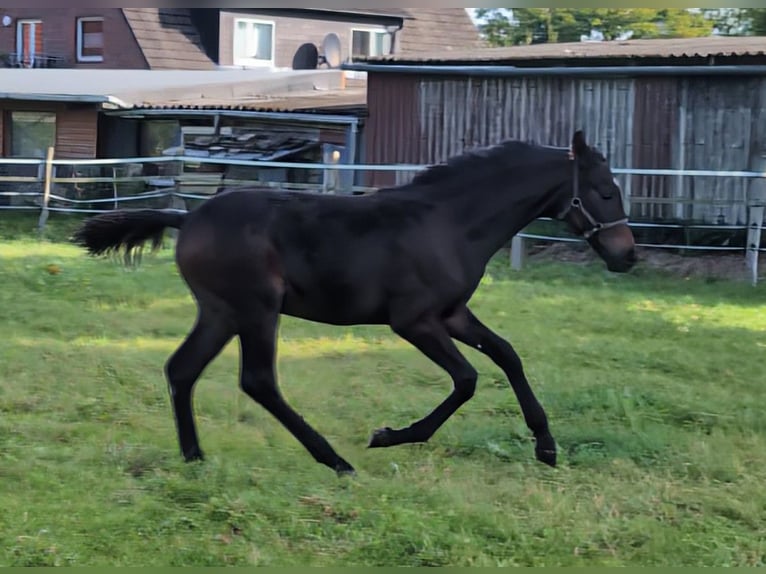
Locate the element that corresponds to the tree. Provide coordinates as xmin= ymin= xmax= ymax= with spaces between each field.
xmin=701 ymin=8 xmax=766 ymax=35
xmin=746 ymin=9 xmax=766 ymax=35
xmin=651 ymin=9 xmax=714 ymax=38
xmin=475 ymin=9 xmax=588 ymax=45
xmin=701 ymin=8 xmax=749 ymax=35
xmin=475 ymin=8 xmax=715 ymax=46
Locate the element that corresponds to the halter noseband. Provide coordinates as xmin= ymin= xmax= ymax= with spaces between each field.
xmin=560 ymin=150 xmax=628 ymax=239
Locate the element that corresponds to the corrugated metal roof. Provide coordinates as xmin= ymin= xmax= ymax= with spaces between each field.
xmin=361 ymin=35 xmax=766 ymax=64
xmin=131 ymin=84 xmax=368 ymax=115
xmin=0 ymin=69 xmax=365 ymax=114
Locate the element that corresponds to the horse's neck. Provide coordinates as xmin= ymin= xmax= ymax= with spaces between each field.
xmin=440 ymin=161 xmax=568 ymax=258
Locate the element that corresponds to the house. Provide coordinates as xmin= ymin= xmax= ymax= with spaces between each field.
xmin=0 ymin=7 xmax=481 ymax=174
xmin=0 ymin=8 xmax=214 ymax=69
xmin=0 ymin=7 xmax=482 ymax=161
xmin=188 ymin=8 xmax=483 ymax=69
xmin=344 ymin=36 xmax=766 ymax=226
xmin=0 ymin=8 xmax=481 ymax=70
xmin=0 ymin=68 xmax=367 ymax=206
xmin=0 ymin=8 xmax=482 ymax=204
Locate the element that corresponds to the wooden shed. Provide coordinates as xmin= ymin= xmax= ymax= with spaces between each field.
xmin=347 ymin=36 xmax=766 ymax=226
xmin=0 ymin=68 xmax=366 ymax=207
xmin=0 ymin=68 xmax=364 ymax=159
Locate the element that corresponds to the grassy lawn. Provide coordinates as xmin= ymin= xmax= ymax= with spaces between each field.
xmin=1 ymin=213 xmax=765 ymax=566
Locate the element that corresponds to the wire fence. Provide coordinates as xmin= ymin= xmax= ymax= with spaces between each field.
xmin=1 ymin=150 xmax=764 ymax=285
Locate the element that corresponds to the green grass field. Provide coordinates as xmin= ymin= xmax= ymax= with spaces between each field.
xmin=1 ymin=213 xmax=765 ymax=566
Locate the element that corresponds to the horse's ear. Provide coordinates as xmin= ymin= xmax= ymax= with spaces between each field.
xmin=571 ymin=130 xmax=588 ymax=158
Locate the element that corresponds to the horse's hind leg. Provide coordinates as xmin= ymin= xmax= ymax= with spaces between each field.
xmin=238 ymin=306 xmax=355 ymax=476
xmin=165 ymin=301 xmax=234 ymax=461
xmin=369 ymin=318 xmax=478 ymax=448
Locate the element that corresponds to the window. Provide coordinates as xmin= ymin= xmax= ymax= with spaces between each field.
xmin=9 ymin=112 xmax=56 ymax=158
xmin=351 ymin=29 xmax=391 ymax=60
xmin=16 ymin=19 xmax=43 ymax=68
xmin=140 ymin=120 xmax=181 ymax=156
xmin=77 ymin=17 xmax=104 ymax=62
xmin=233 ymin=18 xmax=274 ymax=67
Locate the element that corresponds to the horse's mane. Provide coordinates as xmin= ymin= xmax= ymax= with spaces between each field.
xmin=408 ymin=140 xmax=567 ymax=188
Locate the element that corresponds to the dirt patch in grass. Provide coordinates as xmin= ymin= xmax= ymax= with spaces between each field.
xmin=528 ymin=242 xmax=764 ymax=283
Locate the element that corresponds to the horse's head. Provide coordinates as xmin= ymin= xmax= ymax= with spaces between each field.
xmin=558 ymin=130 xmax=637 ymax=273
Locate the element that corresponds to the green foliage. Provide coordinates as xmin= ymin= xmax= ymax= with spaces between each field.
xmin=746 ymin=9 xmax=766 ymax=35
xmin=1 ymin=214 xmax=765 ymax=566
xmin=476 ymin=8 xmax=715 ymax=45
xmin=701 ymin=8 xmax=766 ymax=35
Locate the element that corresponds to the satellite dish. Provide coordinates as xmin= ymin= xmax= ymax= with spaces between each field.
xmin=292 ymin=42 xmax=319 ymax=70
xmin=320 ymin=33 xmax=342 ymax=68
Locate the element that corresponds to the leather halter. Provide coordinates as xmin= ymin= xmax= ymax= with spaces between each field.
xmin=560 ymin=150 xmax=628 ymax=239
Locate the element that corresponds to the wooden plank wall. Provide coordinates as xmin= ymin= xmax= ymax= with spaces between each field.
xmin=365 ymin=72 xmax=766 ymax=225
xmin=55 ymin=106 xmax=99 ymax=158
xmin=0 ymin=101 xmax=98 ymax=159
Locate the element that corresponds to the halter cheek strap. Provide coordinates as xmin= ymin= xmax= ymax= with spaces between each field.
xmin=559 ymin=151 xmax=628 ymax=239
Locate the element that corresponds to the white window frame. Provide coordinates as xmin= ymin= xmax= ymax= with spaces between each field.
xmin=232 ymin=18 xmax=275 ymax=68
xmin=76 ymin=17 xmax=104 ymax=63
xmin=16 ymin=19 xmax=43 ymax=65
xmin=350 ymin=28 xmax=391 ymax=60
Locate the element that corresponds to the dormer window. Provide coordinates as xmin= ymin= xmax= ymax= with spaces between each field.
xmin=233 ymin=18 xmax=274 ymax=67
xmin=351 ymin=29 xmax=391 ymax=60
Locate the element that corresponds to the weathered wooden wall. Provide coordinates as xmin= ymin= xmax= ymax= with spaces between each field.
xmin=54 ymin=106 xmax=99 ymax=158
xmin=365 ymin=71 xmax=766 ymax=225
xmin=1 ymin=101 xmax=99 ymax=159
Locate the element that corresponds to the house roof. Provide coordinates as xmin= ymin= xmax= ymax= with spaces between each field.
xmin=360 ymin=35 xmax=766 ymax=65
xmin=119 ymin=8 xmax=482 ymax=69
xmin=315 ymin=8 xmax=413 ymax=19
xmin=397 ymin=8 xmax=486 ymax=53
xmin=121 ymin=8 xmax=215 ymax=70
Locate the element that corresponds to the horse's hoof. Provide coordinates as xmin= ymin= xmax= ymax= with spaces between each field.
xmin=535 ymin=447 xmax=557 ymax=467
xmin=183 ymin=448 xmax=205 ymax=462
xmin=336 ymin=465 xmax=356 ymax=478
xmin=535 ymin=434 xmax=557 ymax=467
xmin=368 ymin=427 xmax=394 ymax=448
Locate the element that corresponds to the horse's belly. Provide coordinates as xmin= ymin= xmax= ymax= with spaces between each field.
xmin=280 ymin=285 xmax=388 ymax=326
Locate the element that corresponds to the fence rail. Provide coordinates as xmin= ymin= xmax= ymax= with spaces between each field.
xmin=1 ymin=150 xmax=764 ymax=285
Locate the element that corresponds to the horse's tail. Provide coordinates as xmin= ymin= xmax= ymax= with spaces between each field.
xmin=72 ymin=208 xmax=187 ymax=263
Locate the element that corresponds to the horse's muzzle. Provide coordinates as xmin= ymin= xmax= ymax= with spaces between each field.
xmin=605 ymin=247 xmax=638 ymax=273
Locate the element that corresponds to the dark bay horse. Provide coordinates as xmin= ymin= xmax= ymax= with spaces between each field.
xmin=73 ymin=130 xmax=636 ymax=475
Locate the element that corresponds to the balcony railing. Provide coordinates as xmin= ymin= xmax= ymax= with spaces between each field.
xmin=1 ymin=52 xmax=69 ymax=68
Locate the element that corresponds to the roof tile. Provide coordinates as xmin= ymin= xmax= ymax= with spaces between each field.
xmin=122 ymin=8 xmax=215 ymax=70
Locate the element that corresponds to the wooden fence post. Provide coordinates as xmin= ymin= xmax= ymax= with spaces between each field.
xmin=37 ymin=146 xmax=55 ymax=233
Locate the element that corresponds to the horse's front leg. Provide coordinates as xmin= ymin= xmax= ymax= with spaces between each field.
xmin=445 ymin=305 xmax=556 ymax=467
